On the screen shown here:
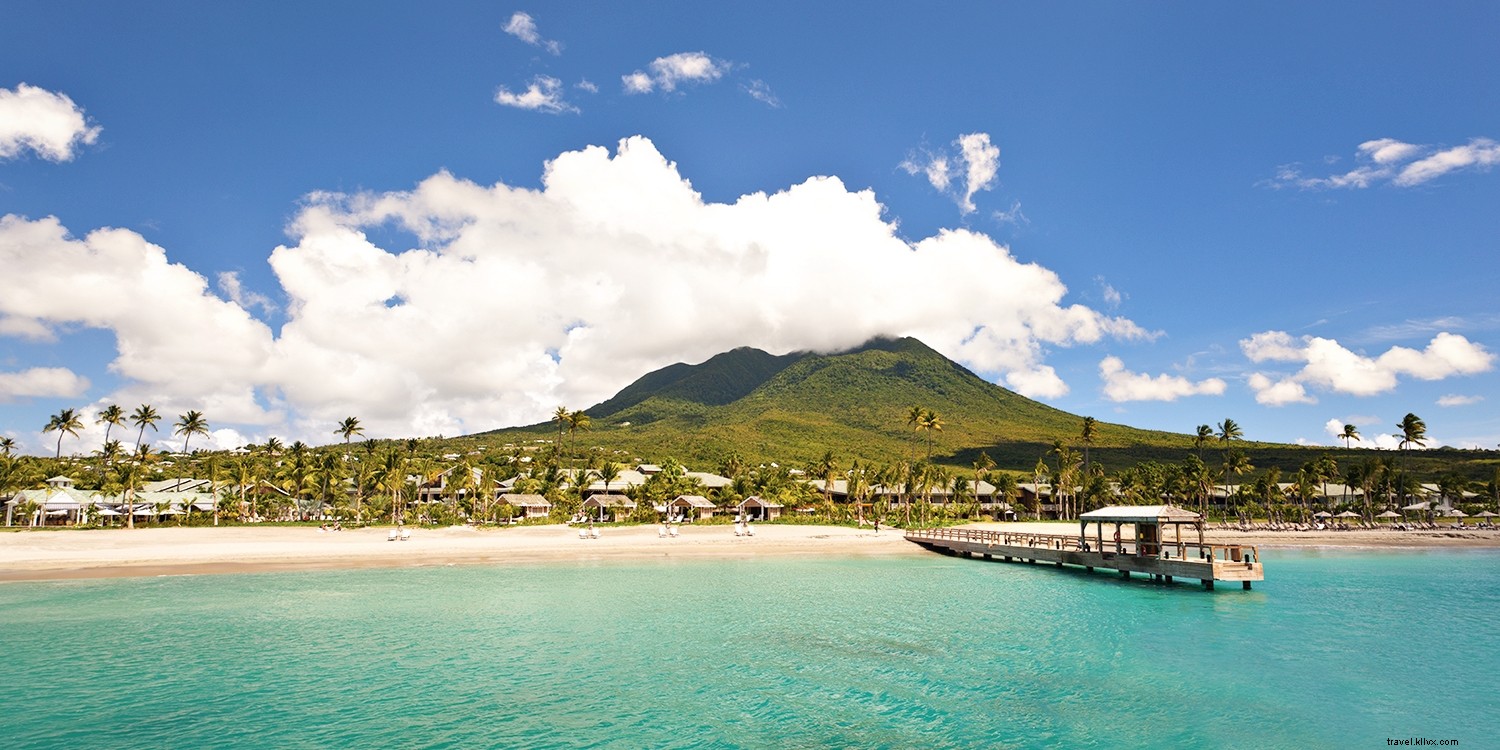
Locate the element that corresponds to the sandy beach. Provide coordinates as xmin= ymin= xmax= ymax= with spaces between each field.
xmin=0 ymin=523 xmax=917 ymax=582
xmin=3 ymin=520 xmax=1497 ymax=583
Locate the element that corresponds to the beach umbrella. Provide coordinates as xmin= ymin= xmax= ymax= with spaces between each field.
xmin=1446 ymin=509 xmax=1468 ymax=518
xmin=1376 ymin=511 xmax=1402 ymax=520
xmin=1476 ymin=511 xmax=1498 ymax=518
xmin=1313 ymin=511 xmax=1333 ymax=518
xmin=1335 ymin=511 xmax=1360 ymax=518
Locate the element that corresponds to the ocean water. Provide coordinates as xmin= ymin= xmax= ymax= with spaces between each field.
xmin=3 ymin=548 xmax=1497 ymax=749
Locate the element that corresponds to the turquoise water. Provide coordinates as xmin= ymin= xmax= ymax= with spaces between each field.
xmin=3 ymin=549 xmax=1497 ymax=749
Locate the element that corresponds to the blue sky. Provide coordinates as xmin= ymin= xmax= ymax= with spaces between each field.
xmin=2 ymin=2 xmax=1498 ymax=456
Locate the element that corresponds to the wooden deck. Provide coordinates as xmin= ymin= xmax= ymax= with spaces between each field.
xmin=905 ymin=527 xmax=1264 ymax=589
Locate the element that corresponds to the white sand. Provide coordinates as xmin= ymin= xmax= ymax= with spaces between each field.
xmin=0 ymin=523 xmax=917 ymax=581
xmin=3 ymin=520 xmax=1495 ymax=582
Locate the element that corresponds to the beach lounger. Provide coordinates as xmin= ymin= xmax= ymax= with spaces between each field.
xmin=659 ymin=525 xmax=668 ymax=538
xmin=589 ymin=526 xmax=600 ymax=539
xmin=578 ymin=527 xmax=588 ymax=539
xmin=387 ymin=529 xmax=398 ymax=541
xmin=669 ymin=525 xmax=679 ymax=538
xmin=399 ymin=528 xmax=411 ymax=541
xmin=733 ymin=523 xmax=745 ymax=537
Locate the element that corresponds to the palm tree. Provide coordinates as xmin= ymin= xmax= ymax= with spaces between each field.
xmin=1194 ymin=425 xmax=1214 ymax=458
xmin=96 ymin=405 xmax=126 ymax=450
xmin=173 ymin=411 xmax=209 ymax=456
xmin=43 ymin=408 xmax=84 ymax=458
xmin=1080 ymin=416 xmax=1098 ymax=504
xmin=814 ymin=450 xmax=839 ymax=519
xmin=336 ymin=416 xmax=364 ymax=460
xmin=1216 ymin=418 xmax=1244 ymax=445
xmin=919 ymin=409 xmax=943 ymax=459
xmin=1340 ymin=424 xmax=1361 ymax=449
xmin=1221 ymin=449 xmax=1253 ymax=519
xmin=130 ymin=404 xmax=161 ymax=452
xmin=1396 ymin=413 xmax=1427 ymax=505
xmin=567 ymin=410 xmax=592 ymax=468
xmin=972 ymin=451 xmax=995 ymax=517
xmin=553 ymin=406 xmax=570 ymax=459
xmin=905 ymin=405 xmax=924 ymax=459
xmin=991 ymin=472 xmax=1019 ymax=520
xmin=0 ymin=436 xmax=15 ymax=456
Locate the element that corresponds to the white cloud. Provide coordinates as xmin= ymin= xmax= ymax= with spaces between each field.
xmin=502 ymin=11 xmax=561 ymax=55
xmin=956 ymin=133 xmax=1000 ymax=214
xmin=217 ymin=271 xmax=277 ymax=314
xmin=1437 ymin=394 xmax=1483 ymax=407
xmin=744 ymin=80 xmax=780 ymax=108
xmin=1269 ymin=136 xmax=1500 ymax=189
xmin=1240 ymin=330 xmax=1493 ymax=403
xmin=1248 ymin=373 xmax=1314 ymax=406
xmin=993 ymin=201 xmax=1029 ymax=226
xmin=0 ymin=136 xmax=1148 ymax=442
xmin=1095 ymin=276 xmax=1122 ymax=307
xmin=0 ymin=83 xmax=101 ymax=162
xmin=901 ymin=132 xmax=1001 ymax=215
xmin=494 ymin=76 xmax=577 ymax=114
xmin=575 ymin=79 xmax=599 ymax=94
xmin=622 ymin=52 xmax=728 ymax=94
xmin=0 ymin=367 xmax=90 ymax=401
xmin=0 ymin=214 xmax=279 ymax=427
xmin=621 ymin=71 xmax=654 ymax=94
xmin=1099 ymin=356 xmax=1225 ymax=402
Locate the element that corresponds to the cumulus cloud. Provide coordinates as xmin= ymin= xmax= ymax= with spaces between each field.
xmin=0 ymin=367 xmax=90 ymax=401
xmin=217 ymin=271 xmax=277 ymax=314
xmin=1247 ymin=373 xmax=1314 ymax=406
xmin=494 ymin=75 xmax=577 ymax=114
xmin=621 ymin=52 xmax=728 ymax=94
xmin=0 ymin=83 xmax=101 ymax=161
xmin=1099 ymin=356 xmax=1225 ymax=402
xmin=1437 ymin=394 xmax=1483 ymax=407
xmin=1268 ymin=136 xmax=1500 ymax=189
xmin=0 ymin=137 xmax=1148 ymax=444
xmin=1241 ymin=330 xmax=1493 ymax=404
xmin=503 ymin=11 xmax=561 ymax=55
xmin=0 ymin=214 xmax=279 ymax=427
xmin=901 ymin=132 xmax=1001 ymax=215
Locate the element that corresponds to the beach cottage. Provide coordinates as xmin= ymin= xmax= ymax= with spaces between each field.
xmin=668 ymin=495 xmax=717 ymax=522
xmin=582 ymin=493 xmax=636 ymax=522
xmin=736 ymin=496 xmax=783 ymax=521
xmin=494 ymin=493 xmax=552 ymax=522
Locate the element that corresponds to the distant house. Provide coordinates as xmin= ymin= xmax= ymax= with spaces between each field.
xmin=495 ymin=493 xmax=552 ymax=521
xmin=669 ymin=495 xmax=717 ymax=522
xmin=736 ymin=496 xmax=783 ymax=521
xmin=582 ymin=493 xmax=636 ymax=522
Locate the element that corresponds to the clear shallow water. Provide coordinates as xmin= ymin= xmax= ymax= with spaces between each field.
xmin=3 ymin=549 xmax=1497 ymax=749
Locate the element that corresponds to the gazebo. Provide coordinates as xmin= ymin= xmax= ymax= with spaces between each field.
xmin=1078 ymin=505 xmax=1203 ymax=556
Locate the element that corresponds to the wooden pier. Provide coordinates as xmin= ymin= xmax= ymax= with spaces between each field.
xmin=905 ymin=505 xmax=1263 ymax=590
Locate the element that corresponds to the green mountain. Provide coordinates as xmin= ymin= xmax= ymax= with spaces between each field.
xmin=477 ymin=336 xmax=1196 ymax=471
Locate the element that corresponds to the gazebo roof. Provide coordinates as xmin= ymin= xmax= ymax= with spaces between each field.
xmin=1078 ymin=505 xmax=1201 ymax=524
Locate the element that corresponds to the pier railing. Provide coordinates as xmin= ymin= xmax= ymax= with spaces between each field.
xmin=905 ymin=527 xmax=1258 ymax=565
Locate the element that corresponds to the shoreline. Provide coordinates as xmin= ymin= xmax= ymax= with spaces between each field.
xmin=3 ymin=521 xmax=1498 ymax=583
